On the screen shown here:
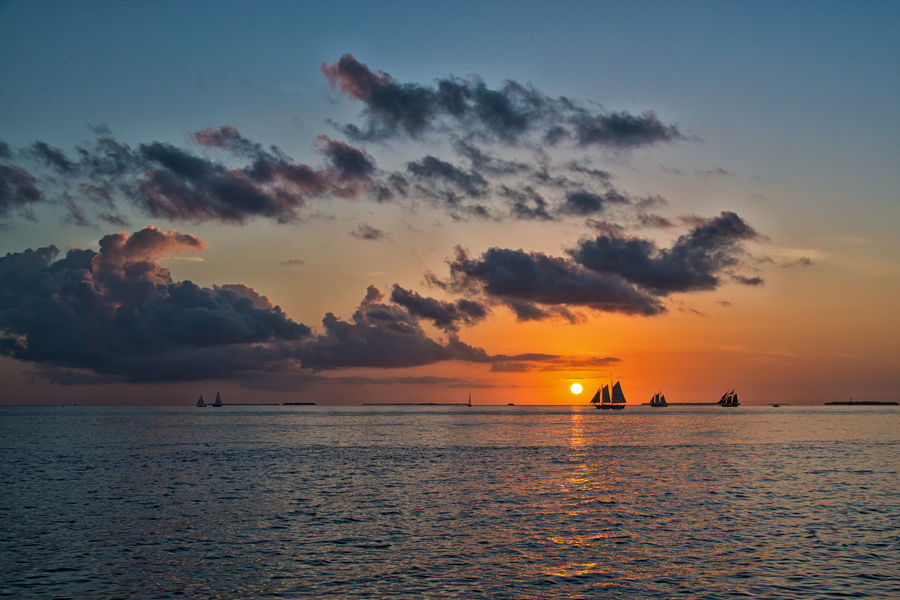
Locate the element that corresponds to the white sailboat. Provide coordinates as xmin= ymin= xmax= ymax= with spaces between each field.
xmin=213 ymin=391 xmax=223 ymax=407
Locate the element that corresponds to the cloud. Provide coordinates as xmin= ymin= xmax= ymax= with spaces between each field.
xmin=0 ymin=227 xmax=311 ymax=382
xmin=0 ymin=164 xmax=43 ymax=220
xmin=490 ymin=353 xmax=620 ymax=372
xmin=26 ymin=141 xmax=77 ymax=174
xmin=280 ymin=258 xmax=306 ymax=266
xmin=732 ymin=275 xmax=764 ymax=286
xmin=571 ymin=110 xmax=680 ymax=148
xmin=389 ymin=284 xmax=488 ymax=332
xmin=1 ymin=233 xmax=531 ymax=382
xmin=407 ymin=155 xmax=489 ymax=198
xmin=558 ymin=190 xmax=629 ymax=216
xmin=637 ymin=212 xmax=676 ymax=229
xmin=4 ymin=126 xmax=383 ymax=226
xmin=500 ymin=185 xmax=553 ymax=221
xmin=322 ymin=54 xmax=681 ymax=148
xmin=570 ymin=211 xmax=762 ymax=294
xmin=351 ymin=223 xmax=386 ymax=240
xmin=440 ymin=245 xmax=665 ymax=318
xmin=316 ymin=135 xmax=376 ymax=180
xmin=295 ymin=285 xmax=491 ymax=370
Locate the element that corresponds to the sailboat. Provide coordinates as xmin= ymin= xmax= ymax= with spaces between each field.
xmin=590 ymin=379 xmax=626 ymax=410
xmin=649 ymin=392 xmax=668 ymax=407
xmin=467 ymin=392 xmax=472 ymax=407
xmin=590 ymin=384 xmax=611 ymax=409
xmin=196 ymin=395 xmax=206 ymax=407
xmin=213 ymin=391 xmax=223 ymax=407
xmin=718 ymin=389 xmax=740 ymax=407
xmin=610 ymin=381 xmax=626 ymax=409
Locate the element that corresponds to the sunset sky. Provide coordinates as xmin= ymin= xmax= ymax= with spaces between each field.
xmin=1 ymin=1 xmax=898 ymax=405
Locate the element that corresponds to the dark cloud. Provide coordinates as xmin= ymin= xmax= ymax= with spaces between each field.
xmin=571 ymin=110 xmax=680 ymax=148
xmin=322 ymin=54 xmax=681 ymax=148
xmin=0 ymin=227 xmax=310 ymax=382
xmin=193 ymin=125 xmax=262 ymax=158
xmin=566 ymin=161 xmax=612 ymax=184
xmin=442 ymin=246 xmax=664 ymax=318
xmin=500 ymin=185 xmax=553 ymax=221
xmin=407 ymin=155 xmax=488 ymax=198
xmin=570 ymin=211 xmax=762 ymax=294
xmin=733 ymin=275 xmax=764 ymax=286
xmin=451 ymin=137 xmax=530 ymax=175
xmin=637 ymin=212 xmax=676 ymax=229
xmin=586 ymin=218 xmax=628 ymax=237
xmin=295 ymin=286 xmax=491 ymax=370
xmin=351 ymin=223 xmax=386 ymax=240
xmin=0 ymin=164 xmax=43 ymax=219
xmin=389 ymin=284 xmax=487 ymax=332
xmin=4 ymin=126 xmax=383 ymax=225
xmin=1 ymin=230 xmax=527 ymax=382
xmin=782 ymin=256 xmax=814 ymax=268
xmin=316 ymin=135 xmax=376 ymax=180
xmin=138 ymin=141 xmax=304 ymax=223
xmin=27 ymin=141 xmax=77 ymax=174
xmin=559 ymin=190 xmax=629 ymax=216
xmin=697 ymin=167 xmax=731 ymax=177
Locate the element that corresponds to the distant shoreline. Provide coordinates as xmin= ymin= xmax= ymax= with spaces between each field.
xmin=362 ymin=402 xmax=470 ymax=406
xmin=824 ymin=401 xmax=898 ymax=406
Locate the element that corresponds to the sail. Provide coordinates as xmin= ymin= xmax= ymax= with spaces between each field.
xmin=196 ymin=395 xmax=205 ymax=407
xmin=601 ymin=385 xmax=611 ymax=404
xmin=660 ymin=394 xmax=666 ymax=406
xmin=213 ymin=391 xmax=222 ymax=407
xmin=612 ymin=381 xmax=626 ymax=404
xmin=590 ymin=389 xmax=602 ymax=404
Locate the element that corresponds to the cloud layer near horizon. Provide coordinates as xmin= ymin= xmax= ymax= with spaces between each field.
xmin=0 ymin=228 xmax=588 ymax=384
xmin=430 ymin=211 xmax=763 ymax=320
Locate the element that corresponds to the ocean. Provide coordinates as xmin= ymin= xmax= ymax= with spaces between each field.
xmin=1 ymin=404 xmax=897 ymax=599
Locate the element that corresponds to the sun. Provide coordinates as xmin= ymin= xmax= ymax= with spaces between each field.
xmin=570 ymin=383 xmax=583 ymax=395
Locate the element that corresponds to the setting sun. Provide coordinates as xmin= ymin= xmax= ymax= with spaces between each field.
xmin=570 ymin=383 xmax=583 ymax=395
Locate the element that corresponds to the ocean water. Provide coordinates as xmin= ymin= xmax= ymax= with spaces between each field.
xmin=1 ymin=404 xmax=897 ymax=599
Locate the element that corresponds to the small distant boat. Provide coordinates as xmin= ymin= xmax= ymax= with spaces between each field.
xmin=718 ymin=389 xmax=740 ymax=407
xmin=649 ymin=392 xmax=668 ymax=407
xmin=213 ymin=391 xmax=223 ymax=407
xmin=467 ymin=393 xmax=472 ymax=407
xmin=590 ymin=380 xmax=626 ymax=410
xmin=196 ymin=395 xmax=206 ymax=407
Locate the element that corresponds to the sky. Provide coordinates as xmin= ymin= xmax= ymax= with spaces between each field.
xmin=1 ymin=0 xmax=898 ymax=405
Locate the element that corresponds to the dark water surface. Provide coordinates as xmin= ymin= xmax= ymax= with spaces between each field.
xmin=1 ymin=405 xmax=897 ymax=598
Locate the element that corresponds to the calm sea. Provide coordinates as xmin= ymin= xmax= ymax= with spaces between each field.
xmin=1 ymin=404 xmax=897 ymax=599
